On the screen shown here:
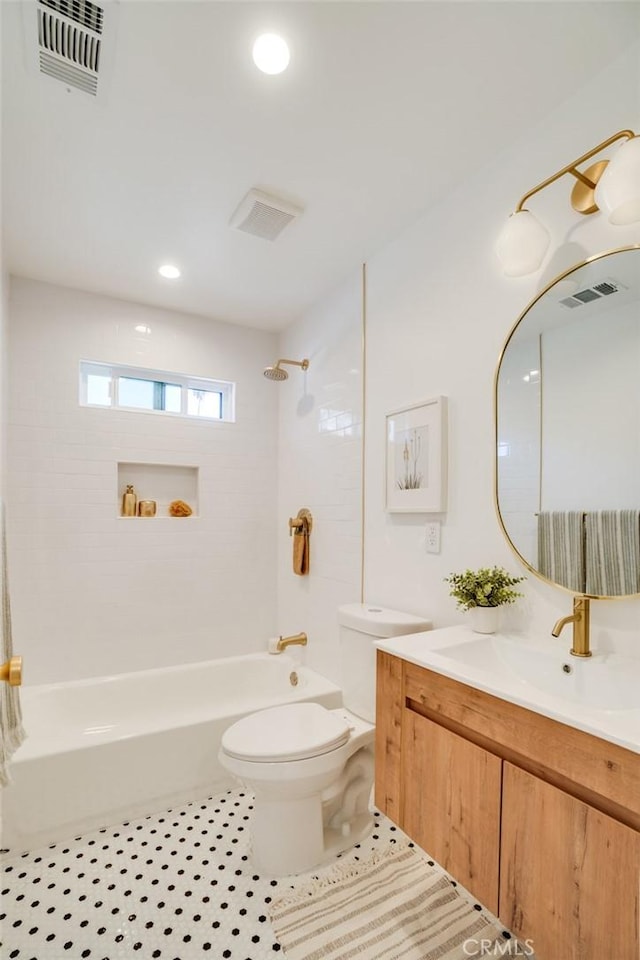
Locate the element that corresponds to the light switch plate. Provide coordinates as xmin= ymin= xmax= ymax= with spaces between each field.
xmin=425 ymin=520 xmax=441 ymax=554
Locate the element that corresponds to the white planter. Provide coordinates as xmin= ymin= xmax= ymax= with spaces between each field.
xmin=468 ymin=606 xmax=500 ymax=634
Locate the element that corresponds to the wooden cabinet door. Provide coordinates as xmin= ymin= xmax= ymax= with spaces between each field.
xmin=375 ymin=650 xmax=404 ymax=825
xmin=402 ymin=709 xmax=502 ymax=914
xmin=500 ymin=762 xmax=640 ymax=960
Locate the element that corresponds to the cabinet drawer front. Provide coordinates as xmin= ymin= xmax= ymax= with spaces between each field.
xmin=404 ymin=661 xmax=640 ymax=821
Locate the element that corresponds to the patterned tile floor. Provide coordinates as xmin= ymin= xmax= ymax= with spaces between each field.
xmin=1 ymin=788 xmax=507 ymax=959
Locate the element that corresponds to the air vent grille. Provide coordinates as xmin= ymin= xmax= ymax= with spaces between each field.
xmin=559 ymin=278 xmax=624 ymax=309
xmin=592 ymin=281 xmax=618 ymax=296
xmin=28 ymin=0 xmax=106 ymax=96
xmin=237 ymin=201 xmax=295 ymax=241
xmin=230 ymin=189 xmax=303 ymax=242
xmin=38 ymin=8 xmax=101 ymax=72
xmin=39 ymin=50 xmax=98 ymax=94
xmin=39 ymin=0 xmax=103 ymax=34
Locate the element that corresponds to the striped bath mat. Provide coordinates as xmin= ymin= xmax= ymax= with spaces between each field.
xmin=269 ymin=842 xmax=525 ymax=959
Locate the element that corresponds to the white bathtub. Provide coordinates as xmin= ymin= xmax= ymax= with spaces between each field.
xmin=1 ymin=653 xmax=342 ymax=853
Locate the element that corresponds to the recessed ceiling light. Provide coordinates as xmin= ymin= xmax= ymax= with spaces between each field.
xmin=252 ymin=33 xmax=290 ymax=75
xmin=158 ymin=264 xmax=181 ymax=279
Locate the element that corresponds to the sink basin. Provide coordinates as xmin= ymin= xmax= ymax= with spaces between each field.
xmin=432 ymin=634 xmax=639 ymax=711
xmin=376 ymin=624 xmax=640 ymax=754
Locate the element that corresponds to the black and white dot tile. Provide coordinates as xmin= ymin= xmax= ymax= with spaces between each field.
xmin=1 ymin=789 xmax=416 ymax=960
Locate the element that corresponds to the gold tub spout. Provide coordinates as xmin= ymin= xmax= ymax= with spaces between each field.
xmin=276 ymin=632 xmax=308 ymax=652
xmin=551 ymin=596 xmax=591 ymax=658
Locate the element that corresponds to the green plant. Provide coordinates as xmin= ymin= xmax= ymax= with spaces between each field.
xmin=444 ymin=566 xmax=525 ymax=611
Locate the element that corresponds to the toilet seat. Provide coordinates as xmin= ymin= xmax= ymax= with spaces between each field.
xmin=221 ymin=702 xmax=351 ymax=763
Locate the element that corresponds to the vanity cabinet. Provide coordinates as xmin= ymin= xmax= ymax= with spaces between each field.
xmin=375 ymin=650 xmax=640 ymax=960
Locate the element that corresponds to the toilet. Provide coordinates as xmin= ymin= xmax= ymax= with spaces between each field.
xmin=218 ymin=603 xmax=432 ymax=876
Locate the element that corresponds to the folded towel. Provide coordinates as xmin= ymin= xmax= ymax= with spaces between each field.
xmin=537 ymin=511 xmax=585 ymax=592
xmin=585 ymin=510 xmax=640 ymax=596
xmin=292 ymin=521 xmax=309 ymax=576
xmin=0 ymin=501 xmax=26 ymax=786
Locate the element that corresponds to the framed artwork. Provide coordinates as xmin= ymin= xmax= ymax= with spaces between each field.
xmin=385 ymin=396 xmax=447 ymax=513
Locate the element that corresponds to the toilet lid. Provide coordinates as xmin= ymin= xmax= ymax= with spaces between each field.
xmin=221 ymin=702 xmax=351 ymax=762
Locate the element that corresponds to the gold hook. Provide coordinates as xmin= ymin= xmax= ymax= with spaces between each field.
xmin=288 ymin=508 xmax=313 ymax=537
xmin=0 ymin=656 xmax=22 ymax=686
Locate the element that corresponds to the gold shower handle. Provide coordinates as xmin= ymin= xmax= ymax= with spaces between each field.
xmin=0 ymin=655 xmax=22 ymax=686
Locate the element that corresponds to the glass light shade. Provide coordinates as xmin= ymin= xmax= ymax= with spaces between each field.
xmin=496 ymin=210 xmax=551 ymax=277
xmin=252 ymin=34 xmax=290 ymax=75
xmin=595 ymin=136 xmax=640 ymax=225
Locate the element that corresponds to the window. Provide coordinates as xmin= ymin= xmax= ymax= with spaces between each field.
xmin=80 ymin=361 xmax=235 ymax=422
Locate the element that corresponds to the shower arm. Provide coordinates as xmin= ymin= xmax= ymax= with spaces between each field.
xmin=277 ymin=358 xmax=309 ymax=371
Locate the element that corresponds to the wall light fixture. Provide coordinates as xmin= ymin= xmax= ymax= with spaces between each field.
xmin=497 ymin=128 xmax=640 ymax=277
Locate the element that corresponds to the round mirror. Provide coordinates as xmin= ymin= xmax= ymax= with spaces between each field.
xmin=495 ymin=245 xmax=640 ymax=598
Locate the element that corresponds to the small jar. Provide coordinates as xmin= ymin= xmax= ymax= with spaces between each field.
xmin=138 ymin=500 xmax=157 ymax=517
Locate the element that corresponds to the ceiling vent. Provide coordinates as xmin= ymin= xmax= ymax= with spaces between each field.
xmin=559 ymin=277 xmax=626 ymax=309
xmin=23 ymin=0 xmax=118 ymax=98
xmin=229 ymin=189 xmax=303 ymax=241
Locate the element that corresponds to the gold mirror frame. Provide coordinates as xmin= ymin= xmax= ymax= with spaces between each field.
xmin=494 ymin=244 xmax=640 ymax=600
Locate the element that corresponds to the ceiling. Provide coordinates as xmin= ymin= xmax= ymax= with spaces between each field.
xmin=2 ymin=1 xmax=639 ymax=331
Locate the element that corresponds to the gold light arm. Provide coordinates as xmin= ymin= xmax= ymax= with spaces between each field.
xmin=515 ymin=129 xmax=636 ymax=213
xmin=0 ymin=655 xmax=23 ymax=686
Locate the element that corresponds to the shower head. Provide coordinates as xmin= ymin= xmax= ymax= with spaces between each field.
xmin=264 ymin=364 xmax=289 ymax=381
xmin=263 ymin=358 xmax=309 ymax=381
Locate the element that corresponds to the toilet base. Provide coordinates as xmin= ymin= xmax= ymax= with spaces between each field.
xmin=249 ymin=746 xmax=375 ymax=876
xmin=251 ymin=793 xmax=373 ymax=877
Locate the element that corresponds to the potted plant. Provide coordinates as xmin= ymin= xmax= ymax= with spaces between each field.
xmin=444 ymin=566 xmax=525 ymax=633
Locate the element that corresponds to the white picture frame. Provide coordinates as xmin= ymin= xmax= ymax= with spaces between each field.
xmin=385 ymin=396 xmax=447 ymax=513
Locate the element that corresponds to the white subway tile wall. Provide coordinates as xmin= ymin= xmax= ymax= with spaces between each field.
xmin=276 ymin=272 xmax=363 ymax=686
xmin=7 ymin=278 xmax=279 ymax=684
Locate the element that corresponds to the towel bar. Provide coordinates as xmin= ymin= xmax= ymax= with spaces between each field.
xmin=0 ymin=655 xmax=22 ymax=686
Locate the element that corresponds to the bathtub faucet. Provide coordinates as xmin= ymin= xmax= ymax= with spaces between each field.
xmin=276 ymin=632 xmax=308 ymax=652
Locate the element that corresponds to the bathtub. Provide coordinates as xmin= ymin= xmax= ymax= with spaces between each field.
xmin=1 ymin=653 xmax=342 ymax=853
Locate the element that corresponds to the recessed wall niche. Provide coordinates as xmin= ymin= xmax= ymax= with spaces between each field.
xmin=117 ymin=462 xmax=199 ymax=518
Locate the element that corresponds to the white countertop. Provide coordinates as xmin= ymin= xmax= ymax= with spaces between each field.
xmin=376 ymin=625 xmax=640 ymax=755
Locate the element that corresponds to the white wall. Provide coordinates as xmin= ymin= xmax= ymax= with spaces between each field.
xmin=276 ymin=271 xmax=363 ymax=685
xmin=7 ymin=278 xmax=278 ymax=683
xmin=363 ymin=42 xmax=640 ymax=655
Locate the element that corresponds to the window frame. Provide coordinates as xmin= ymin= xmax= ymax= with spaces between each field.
xmin=79 ymin=360 xmax=235 ymax=422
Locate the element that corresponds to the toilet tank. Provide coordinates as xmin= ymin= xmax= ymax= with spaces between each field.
xmin=338 ymin=604 xmax=432 ymax=723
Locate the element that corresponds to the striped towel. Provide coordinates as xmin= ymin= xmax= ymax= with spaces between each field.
xmin=269 ymin=842 xmax=524 ymax=959
xmin=537 ymin=512 xmax=585 ymax=592
xmin=585 ymin=510 xmax=640 ymax=596
xmin=0 ymin=501 xmax=26 ymax=786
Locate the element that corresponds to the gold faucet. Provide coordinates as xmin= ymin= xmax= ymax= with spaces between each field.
xmin=276 ymin=632 xmax=308 ymax=653
xmin=551 ymin=596 xmax=591 ymax=658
